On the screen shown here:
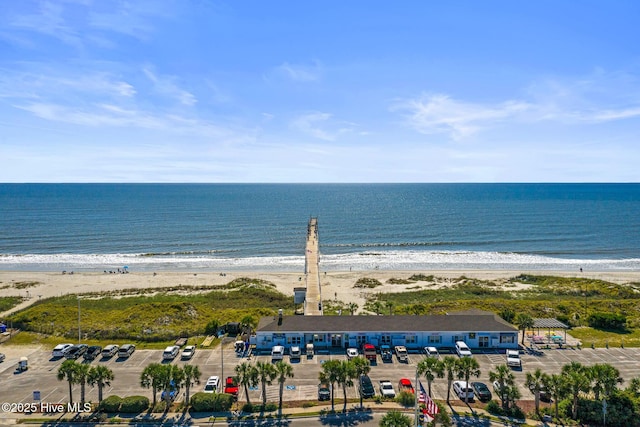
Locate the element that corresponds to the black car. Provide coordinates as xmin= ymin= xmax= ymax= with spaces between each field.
xmin=471 ymin=382 xmax=492 ymax=401
xmin=65 ymin=344 xmax=88 ymax=359
xmin=318 ymin=384 xmax=330 ymax=401
xmin=359 ymin=375 xmax=375 ymax=398
xmin=83 ymin=345 xmax=103 ymax=361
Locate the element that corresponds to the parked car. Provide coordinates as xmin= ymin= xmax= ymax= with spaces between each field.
xmin=359 ymin=375 xmax=375 ymax=398
xmin=424 ymin=346 xmax=440 ymax=358
xmin=492 ymin=380 xmax=506 ymax=396
xmin=290 ymin=345 xmax=301 ymax=359
xmin=83 ymin=345 xmax=102 ymax=361
xmin=224 ymin=376 xmax=239 ymax=399
xmin=346 ymin=347 xmax=359 ymax=360
xmin=394 ymin=345 xmax=408 ymax=363
xmin=161 ymin=380 xmax=178 ymax=401
xmin=52 ymin=343 xmax=73 ymax=358
xmin=379 ymin=380 xmax=396 ymax=398
xmin=204 ymin=376 xmax=219 ymax=393
xmin=380 ymin=345 xmax=393 ymax=362
xmin=65 ymin=344 xmax=88 ymax=359
xmin=506 ymin=349 xmax=521 ymax=368
xmin=101 ymin=344 xmax=119 ymax=358
xmin=452 ymin=380 xmax=474 ymax=400
xmin=455 ymin=341 xmax=472 ymax=357
xmin=181 ymin=345 xmax=196 ymax=360
xmin=271 ymin=345 xmax=284 ymax=361
xmin=118 ymin=344 xmax=135 ymax=358
xmin=318 ymin=383 xmax=331 ymax=401
xmin=163 ymin=345 xmax=180 ymax=360
xmin=398 ymin=378 xmax=415 ymax=394
xmin=471 ymin=382 xmax=492 ymax=401
xmin=528 ymin=383 xmax=551 ymax=402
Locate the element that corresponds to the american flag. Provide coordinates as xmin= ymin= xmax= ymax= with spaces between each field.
xmin=418 ymin=381 xmax=439 ymax=416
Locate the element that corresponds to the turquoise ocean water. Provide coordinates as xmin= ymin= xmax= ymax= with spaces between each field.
xmin=0 ymin=183 xmax=639 ymax=272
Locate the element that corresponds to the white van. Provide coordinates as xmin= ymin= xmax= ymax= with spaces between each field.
xmin=163 ymin=345 xmax=180 ymax=360
xmin=271 ymin=345 xmax=284 ymax=360
xmin=455 ymin=341 xmax=472 ymax=357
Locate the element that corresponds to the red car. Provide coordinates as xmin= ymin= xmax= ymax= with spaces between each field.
xmin=398 ymin=378 xmax=415 ymax=394
xmin=224 ymin=376 xmax=239 ymax=399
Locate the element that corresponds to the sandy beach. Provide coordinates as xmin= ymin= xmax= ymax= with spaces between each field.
xmin=2 ymin=269 xmax=640 ymax=318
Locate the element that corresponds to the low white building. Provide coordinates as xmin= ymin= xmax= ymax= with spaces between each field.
xmin=255 ymin=310 xmax=518 ymax=353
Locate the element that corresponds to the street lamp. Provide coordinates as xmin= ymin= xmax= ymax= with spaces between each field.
xmin=77 ymin=296 xmax=81 ymax=343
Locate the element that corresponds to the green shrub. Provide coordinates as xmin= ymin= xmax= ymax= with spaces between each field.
xmin=99 ymin=395 xmax=122 ymax=413
xmin=119 ymin=395 xmax=149 ymax=413
xmin=354 ymin=278 xmax=382 ymax=288
xmin=485 ymin=400 xmax=502 ymax=415
xmin=189 ymin=392 xmax=233 ymax=412
xmin=587 ymin=312 xmax=627 ymax=330
xmin=485 ymin=400 xmax=524 ymax=419
xmin=395 ymin=391 xmax=415 ymax=407
xmin=241 ymin=402 xmax=254 ymax=413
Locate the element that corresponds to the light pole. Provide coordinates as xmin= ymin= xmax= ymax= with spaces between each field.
xmin=77 ymin=296 xmax=81 ymax=343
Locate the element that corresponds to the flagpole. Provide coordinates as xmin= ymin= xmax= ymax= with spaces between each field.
xmin=414 ymin=366 xmax=419 ymax=427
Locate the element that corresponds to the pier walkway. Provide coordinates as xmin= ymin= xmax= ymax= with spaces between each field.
xmin=304 ymin=218 xmax=322 ymax=315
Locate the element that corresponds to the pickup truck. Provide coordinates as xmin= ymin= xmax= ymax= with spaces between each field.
xmin=506 ymin=349 xmax=521 ymax=368
xmin=362 ymin=343 xmax=377 ymax=363
xmin=394 ymin=345 xmax=408 ymax=363
xmin=378 ymin=380 xmax=396 ymax=398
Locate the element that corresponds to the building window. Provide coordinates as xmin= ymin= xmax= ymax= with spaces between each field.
xmin=406 ymin=335 xmax=417 ymax=344
xmin=500 ymin=334 xmax=515 ymax=344
xmin=381 ymin=335 xmax=391 ymax=345
xmin=478 ymin=336 xmax=489 ymax=348
xmin=452 ymin=335 xmax=464 ymax=343
xmin=468 ymin=333 xmax=476 ymax=339
xmin=428 ymin=335 xmax=441 ymax=344
xmin=287 ymin=336 xmax=301 ymax=345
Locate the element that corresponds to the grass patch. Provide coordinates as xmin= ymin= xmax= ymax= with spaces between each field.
xmin=354 ymin=278 xmax=382 ymax=288
xmin=386 ymin=278 xmax=414 ymax=285
xmin=0 ymin=296 xmax=23 ymax=312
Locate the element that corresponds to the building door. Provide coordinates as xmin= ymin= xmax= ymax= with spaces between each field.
xmin=479 ymin=336 xmax=489 ymax=348
xmin=331 ymin=334 xmax=342 ymax=347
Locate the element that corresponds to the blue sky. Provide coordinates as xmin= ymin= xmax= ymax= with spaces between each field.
xmin=1 ymin=0 xmax=639 ymax=182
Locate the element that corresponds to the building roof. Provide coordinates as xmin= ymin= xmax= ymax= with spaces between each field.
xmin=257 ymin=313 xmax=517 ymax=334
xmin=532 ymin=318 xmax=570 ymax=329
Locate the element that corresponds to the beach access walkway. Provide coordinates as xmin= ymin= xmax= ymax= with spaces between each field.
xmin=304 ymin=217 xmax=322 ymax=315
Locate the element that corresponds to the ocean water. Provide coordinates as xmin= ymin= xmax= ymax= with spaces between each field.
xmin=1 ymin=183 xmax=639 ymax=272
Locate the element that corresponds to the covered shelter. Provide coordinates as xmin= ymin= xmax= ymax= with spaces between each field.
xmin=530 ymin=318 xmax=570 ymax=346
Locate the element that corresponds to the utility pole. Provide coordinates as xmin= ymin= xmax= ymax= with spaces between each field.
xmin=77 ymin=296 xmax=81 ymax=343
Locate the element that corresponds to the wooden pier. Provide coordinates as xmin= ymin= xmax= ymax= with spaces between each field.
xmin=304 ymin=218 xmax=322 ymax=315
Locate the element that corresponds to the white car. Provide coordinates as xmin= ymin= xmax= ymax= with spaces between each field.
xmin=455 ymin=341 xmax=472 ymax=357
xmin=290 ymin=346 xmax=301 ymax=359
xmin=346 ymin=348 xmax=359 ymax=360
xmin=452 ymin=380 xmax=474 ymax=400
xmin=181 ymin=345 xmax=196 ymax=360
xmin=506 ymin=349 xmax=521 ymax=367
xmin=203 ymin=376 xmax=219 ymax=393
xmin=163 ymin=345 xmax=180 ymax=360
xmin=52 ymin=343 xmax=73 ymax=358
xmin=379 ymin=380 xmax=396 ymax=398
xmin=102 ymin=344 xmax=119 ymax=358
xmin=424 ymin=346 xmax=440 ymax=358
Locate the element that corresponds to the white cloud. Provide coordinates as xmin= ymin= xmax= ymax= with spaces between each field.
xmin=143 ymin=67 xmax=197 ymax=106
xmin=272 ymin=61 xmax=322 ymax=82
xmin=393 ymin=94 xmax=531 ymax=139
xmin=291 ymin=112 xmax=358 ymax=141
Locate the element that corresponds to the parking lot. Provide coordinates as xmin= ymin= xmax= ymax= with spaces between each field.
xmin=1 ymin=342 xmax=640 ymax=407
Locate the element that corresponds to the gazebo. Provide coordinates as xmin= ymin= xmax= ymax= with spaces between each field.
xmin=529 ymin=318 xmax=570 ymax=346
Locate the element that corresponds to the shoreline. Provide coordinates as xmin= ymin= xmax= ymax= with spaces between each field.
xmin=2 ymin=269 xmax=639 ymax=318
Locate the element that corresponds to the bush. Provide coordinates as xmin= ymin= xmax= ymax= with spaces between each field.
xmin=204 ymin=319 xmax=219 ymax=335
xmin=485 ymin=400 xmax=524 ymax=420
xmin=189 ymin=392 xmax=233 ymax=412
xmin=119 ymin=395 xmax=149 ymax=413
xmin=354 ymin=278 xmax=382 ymax=288
xmin=99 ymin=395 xmax=122 ymax=413
xmin=587 ymin=312 xmax=627 ymax=330
xmin=395 ymin=391 xmax=415 ymax=407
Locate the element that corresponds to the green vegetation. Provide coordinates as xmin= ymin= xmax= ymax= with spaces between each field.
xmin=0 ymin=296 xmax=22 ymax=312
xmin=353 ymin=277 xmax=382 ymax=288
xmin=190 ymin=392 xmax=234 ymax=412
xmin=119 ymin=396 xmax=149 ymax=413
xmin=8 ymin=278 xmax=293 ymax=342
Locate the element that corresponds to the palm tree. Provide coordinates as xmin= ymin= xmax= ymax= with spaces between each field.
xmin=57 ymin=359 xmax=78 ymax=404
xmin=370 ymin=301 xmax=383 ymax=315
xmin=74 ymin=362 xmax=91 ymax=405
xmin=235 ymin=362 xmax=258 ymax=406
xmin=562 ymin=361 xmax=591 ymax=420
xmin=489 ymin=364 xmax=516 ymax=410
xmin=417 ymin=357 xmax=444 ymax=398
xmin=319 ymin=359 xmax=342 ymax=411
xmin=336 ymin=360 xmax=355 ymax=412
xmin=351 ymin=356 xmax=371 ymax=409
xmin=525 ymin=368 xmax=549 ymax=414
xmin=347 ymin=303 xmax=358 ymax=315
xmin=514 ymin=313 xmax=535 ymax=345
xmin=274 ymin=360 xmax=294 ymax=416
xmin=182 ymin=364 xmax=202 ymax=407
xmin=455 ymin=357 xmax=481 ymax=404
xmin=87 ymin=365 xmax=114 ymax=403
xmin=441 ymin=356 xmax=458 ymax=404
xmin=379 ymin=409 xmax=412 ymax=427
xmin=626 ymin=376 xmax=640 ymax=397
xmin=384 ymin=301 xmax=394 ymax=316
xmin=542 ymin=373 xmax=565 ymax=420
xmin=256 ymin=361 xmax=277 ymax=407
xmin=240 ymin=315 xmax=256 ymax=337
xmin=140 ymin=363 xmax=164 ymax=408
xmin=589 ymin=363 xmax=623 ymax=400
